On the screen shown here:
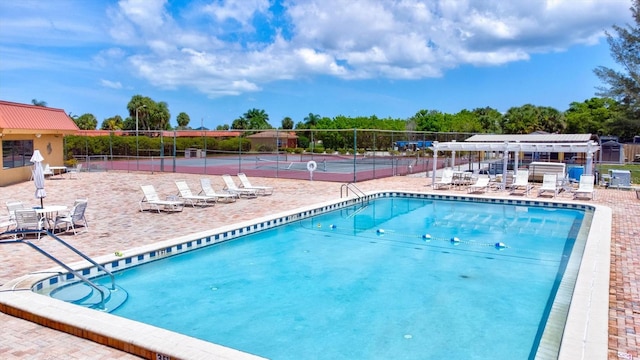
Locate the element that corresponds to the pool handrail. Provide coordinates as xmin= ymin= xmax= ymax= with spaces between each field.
xmin=0 ymin=229 xmax=116 ymax=308
xmin=340 ymin=182 xmax=367 ymax=201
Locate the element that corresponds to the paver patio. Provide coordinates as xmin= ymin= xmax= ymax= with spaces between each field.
xmin=0 ymin=171 xmax=637 ymax=359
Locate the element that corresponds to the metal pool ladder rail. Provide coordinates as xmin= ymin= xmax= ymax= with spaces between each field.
xmin=341 ymin=182 xmax=368 ymax=202
xmin=0 ymin=229 xmax=118 ymax=310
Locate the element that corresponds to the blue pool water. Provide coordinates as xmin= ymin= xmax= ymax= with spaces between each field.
xmin=100 ymin=197 xmax=585 ymax=359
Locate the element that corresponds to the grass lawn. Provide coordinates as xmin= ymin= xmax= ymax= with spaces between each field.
xmin=596 ymin=163 xmax=640 ymax=185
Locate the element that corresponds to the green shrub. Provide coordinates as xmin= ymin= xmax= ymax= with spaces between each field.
xmin=257 ymin=144 xmax=275 ymax=152
xmin=64 ymin=158 xmax=78 ymax=167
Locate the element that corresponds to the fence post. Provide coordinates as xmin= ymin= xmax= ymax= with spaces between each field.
xmin=353 ymin=129 xmax=357 ymax=183
xmin=160 ymin=131 xmax=165 ymax=172
xmin=172 ymin=131 xmax=177 ymax=173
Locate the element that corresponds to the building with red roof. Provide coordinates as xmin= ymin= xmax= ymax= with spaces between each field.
xmin=0 ymin=100 xmax=78 ymax=186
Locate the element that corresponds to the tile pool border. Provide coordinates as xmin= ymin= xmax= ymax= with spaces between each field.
xmin=0 ymin=191 xmax=611 ymax=360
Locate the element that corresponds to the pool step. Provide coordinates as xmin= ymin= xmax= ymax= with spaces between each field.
xmin=50 ymin=283 xmax=128 ymax=312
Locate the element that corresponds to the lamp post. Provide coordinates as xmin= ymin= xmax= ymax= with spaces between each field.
xmin=135 ymin=105 xmax=146 ymax=169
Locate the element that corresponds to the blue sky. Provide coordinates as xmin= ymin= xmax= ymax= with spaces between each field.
xmin=0 ymin=0 xmax=632 ymax=130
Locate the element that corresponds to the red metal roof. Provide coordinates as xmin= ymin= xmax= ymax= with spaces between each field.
xmin=76 ymin=130 xmax=243 ymax=137
xmin=0 ymin=100 xmax=79 ymax=134
xmin=171 ymin=130 xmax=243 ymax=138
xmin=247 ymin=130 xmax=298 ymax=138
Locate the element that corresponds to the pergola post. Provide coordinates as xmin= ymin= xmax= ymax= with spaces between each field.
xmin=586 ymin=141 xmax=595 ymax=175
xmin=451 ymin=140 xmax=456 ymax=170
xmin=502 ymin=142 xmax=509 ymax=190
xmin=513 ymin=141 xmax=520 ymax=175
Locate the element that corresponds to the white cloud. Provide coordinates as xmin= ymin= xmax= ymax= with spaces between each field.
xmin=100 ymin=79 xmax=123 ymax=89
xmin=101 ymin=0 xmax=631 ymax=96
xmin=0 ymin=1 xmax=107 ymax=46
xmin=202 ymin=0 xmax=270 ymax=30
xmin=117 ymin=0 xmax=168 ymax=31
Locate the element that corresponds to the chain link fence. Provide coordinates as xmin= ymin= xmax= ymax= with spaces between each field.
xmin=66 ymin=129 xmax=476 ymax=182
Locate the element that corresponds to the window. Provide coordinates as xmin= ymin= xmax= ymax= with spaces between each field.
xmin=2 ymin=140 xmax=34 ymax=169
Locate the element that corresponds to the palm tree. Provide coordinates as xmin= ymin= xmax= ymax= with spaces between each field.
xmin=304 ymin=113 xmax=321 ymax=128
xmin=243 ymin=108 xmax=271 ymax=129
xmin=232 ymin=117 xmax=248 ymax=130
xmin=281 ymin=116 xmax=294 ymax=129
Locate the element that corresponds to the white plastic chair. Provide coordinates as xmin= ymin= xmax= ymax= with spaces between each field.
xmin=14 ymin=209 xmax=45 ymax=239
xmin=175 ymin=180 xmax=217 ymax=207
xmin=467 ymin=175 xmax=490 ymax=193
xmin=54 ymin=199 xmax=89 ymax=234
xmin=199 ymin=178 xmax=237 ymax=202
xmin=67 ymin=163 xmax=82 ymax=179
xmin=43 ymin=164 xmax=54 ymax=177
xmin=538 ymin=174 xmax=559 ymax=198
xmin=509 ymin=170 xmax=532 ymax=196
xmin=6 ymin=201 xmax=25 ymax=221
xmin=237 ymin=173 xmax=273 ymax=195
xmin=140 ymin=185 xmax=184 ymax=213
xmin=433 ymin=169 xmax=453 ymax=190
xmin=221 ymin=175 xmax=258 ymax=198
xmin=573 ymin=175 xmax=595 ymax=200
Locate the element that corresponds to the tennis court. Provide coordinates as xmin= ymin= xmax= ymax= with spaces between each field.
xmin=94 ymin=153 xmax=442 ymax=182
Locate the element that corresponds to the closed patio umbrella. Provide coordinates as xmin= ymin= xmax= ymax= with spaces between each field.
xmin=30 ymin=150 xmax=46 ymax=208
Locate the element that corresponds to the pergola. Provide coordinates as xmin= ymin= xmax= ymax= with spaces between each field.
xmin=429 ymin=136 xmax=600 ymax=189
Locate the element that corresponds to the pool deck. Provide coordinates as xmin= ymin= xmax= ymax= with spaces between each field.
xmin=0 ymin=171 xmax=637 ymax=359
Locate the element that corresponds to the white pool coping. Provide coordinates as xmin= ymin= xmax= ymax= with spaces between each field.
xmin=0 ymin=191 xmax=611 ymax=359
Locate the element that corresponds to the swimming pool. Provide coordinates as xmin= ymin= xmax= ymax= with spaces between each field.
xmin=0 ymin=192 xmax=611 ymax=359
xmin=100 ymin=197 xmax=583 ymax=359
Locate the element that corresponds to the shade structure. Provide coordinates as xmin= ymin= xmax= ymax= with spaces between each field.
xmin=30 ymin=150 xmax=46 ymax=208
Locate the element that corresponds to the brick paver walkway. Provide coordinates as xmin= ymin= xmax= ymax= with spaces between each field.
xmin=0 ymin=171 xmax=637 ymax=359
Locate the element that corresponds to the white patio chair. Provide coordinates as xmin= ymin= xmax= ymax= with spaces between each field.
xmin=0 ymin=215 xmax=16 ymax=234
xmin=53 ymin=199 xmax=89 ymax=234
xmin=43 ymin=164 xmax=54 ymax=177
xmin=6 ymin=200 xmax=25 ymax=221
xmin=67 ymin=163 xmax=82 ymax=179
xmin=14 ymin=209 xmax=45 ymax=239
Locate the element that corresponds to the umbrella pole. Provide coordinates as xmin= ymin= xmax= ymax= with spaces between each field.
xmin=40 ymin=198 xmax=43 ymax=209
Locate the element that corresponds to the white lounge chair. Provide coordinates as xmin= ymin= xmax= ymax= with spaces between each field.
xmin=139 ymin=185 xmax=184 ymax=213
xmin=433 ymin=169 xmax=453 ymax=190
xmin=509 ymin=170 xmax=532 ymax=196
xmin=467 ymin=175 xmax=490 ymax=193
xmin=175 ymin=180 xmax=217 ymax=207
xmin=53 ymin=199 xmax=89 ymax=234
xmin=221 ymin=174 xmax=258 ymax=198
xmin=199 ymin=178 xmax=237 ymax=203
xmin=573 ymin=175 xmax=595 ymax=200
xmin=237 ymin=173 xmax=273 ymax=195
xmin=538 ymin=174 xmax=559 ymax=198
